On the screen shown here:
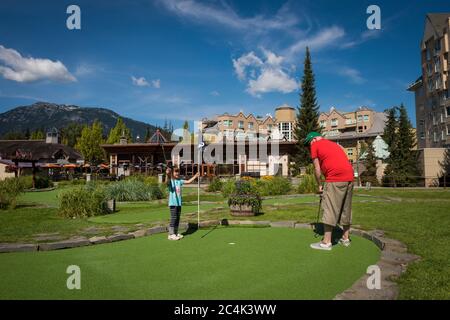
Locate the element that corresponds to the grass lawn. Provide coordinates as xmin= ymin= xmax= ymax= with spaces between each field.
xmin=1 ymin=187 xmax=449 ymax=299
xmin=0 ymin=227 xmax=380 ymax=299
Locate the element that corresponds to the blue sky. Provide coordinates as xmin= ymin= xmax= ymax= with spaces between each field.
xmin=0 ymin=0 xmax=449 ymax=129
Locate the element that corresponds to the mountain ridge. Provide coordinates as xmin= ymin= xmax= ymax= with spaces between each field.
xmin=0 ymin=102 xmax=159 ymax=140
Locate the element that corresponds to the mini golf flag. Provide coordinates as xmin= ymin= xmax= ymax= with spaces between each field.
xmin=197 ymin=124 xmax=203 ymax=230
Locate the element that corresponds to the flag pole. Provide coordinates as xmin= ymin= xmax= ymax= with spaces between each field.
xmin=197 ymin=122 xmax=203 ymax=230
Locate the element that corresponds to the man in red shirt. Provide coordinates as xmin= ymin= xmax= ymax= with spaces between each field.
xmin=305 ymin=132 xmax=355 ymax=251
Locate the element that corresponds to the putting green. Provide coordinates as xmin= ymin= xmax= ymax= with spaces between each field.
xmin=0 ymin=227 xmax=380 ymax=299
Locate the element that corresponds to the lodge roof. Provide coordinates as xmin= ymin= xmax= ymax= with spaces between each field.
xmin=0 ymin=140 xmax=82 ymax=162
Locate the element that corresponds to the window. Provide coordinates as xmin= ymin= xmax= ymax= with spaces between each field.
xmin=279 ymin=122 xmax=292 ymax=141
xmin=223 ymin=120 xmax=233 ymax=127
xmin=433 ymin=114 xmax=437 ymax=125
xmin=363 ymin=115 xmax=369 ymax=122
xmin=420 ymin=132 xmax=425 ymax=139
xmin=427 ymin=63 xmax=433 ymax=75
xmin=357 ymin=115 xmax=363 ymax=122
xmin=433 ymin=131 xmax=438 ymax=142
xmin=435 ymin=39 xmax=441 ymax=53
xmin=248 ymin=122 xmax=254 ymax=130
xmin=442 ymin=130 xmax=445 ymax=141
xmin=331 ymin=118 xmax=338 ymax=127
xmin=428 ymin=79 xmax=434 ymax=92
xmin=434 ymin=57 xmax=441 ymax=73
xmin=447 ymin=125 xmax=450 ymax=136
xmin=447 ymin=106 xmax=450 ymax=117
xmin=441 ymin=112 xmax=445 ymax=123
xmin=320 ymin=120 xmax=326 ymax=128
xmin=268 ymin=124 xmax=273 ymax=131
xmin=426 ymin=47 xmax=431 ymax=61
xmin=347 ymin=148 xmax=353 ymax=156
xmin=358 ymin=126 xmax=364 ymax=133
xmin=238 ymin=121 xmax=244 ymax=129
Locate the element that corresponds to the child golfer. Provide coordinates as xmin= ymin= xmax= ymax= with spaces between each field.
xmin=165 ymin=167 xmax=200 ymax=240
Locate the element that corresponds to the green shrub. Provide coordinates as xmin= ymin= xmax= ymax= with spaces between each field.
xmin=207 ymin=178 xmax=223 ymax=192
xmin=297 ymin=164 xmax=319 ymax=194
xmin=105 ymin=177 xmax=164 ymax=201
xmin=0 ymin=177 xmax=26 ymax=209
xmin=255 ymin=176 xmax=292 ymax=196
xmin=221 ymin=179 xmax=236 ymax=198
xmin=143 ymin=176 xmax=159 ymax=187
xmin=59 ymin=186 xmax=109 ymax=218
xmin=18 ymin=175 xmax=54 ymax=189
xmin=228 ymin=180 xmax=262 ymax=214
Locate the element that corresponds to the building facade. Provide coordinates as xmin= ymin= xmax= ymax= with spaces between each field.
xmin=318 ymin=106 xmax=386 ymax=163
xmin=408 ymin=13 xmax=450 ymax=149
xmin=202 ymin=104 xmax=296 ymax=143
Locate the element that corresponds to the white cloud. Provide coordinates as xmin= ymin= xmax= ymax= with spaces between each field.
xmin=337 ymin=66 xmax=366 ymax=84
xmin=132 ymin=76 xmax=160 ymax=88
xmin=0 ymin=45 xmax=76 ymax=83
xmin=233 ymin=50 xmax=297 ymax=97
xmin=158 ymin=0 xmax=299 ymax=33
xmin=210 ymin=90 xmax=220 ymax=96
xmin=75 ymin=64 xmax=96 ymax=77
xmin=286 ymin=26 xmax=345 ymax=59
xmin=232 ymin=52 xmax=263 ymax=80
xmin=152 ymin=79 xmax=161 ymax=88
xmin=131 ymin=76 xmax=150 ymax=87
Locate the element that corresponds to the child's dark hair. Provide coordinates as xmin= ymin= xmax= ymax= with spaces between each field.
xmin=173 ymin=168 xmax=180 ymax=173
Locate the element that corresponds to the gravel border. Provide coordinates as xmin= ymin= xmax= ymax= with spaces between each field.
xmin=0 ymin=220 xmax=419 ymax=300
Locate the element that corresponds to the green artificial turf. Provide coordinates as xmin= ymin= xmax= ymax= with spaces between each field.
xmin=0 ymin=227 xmax=380 ymax=300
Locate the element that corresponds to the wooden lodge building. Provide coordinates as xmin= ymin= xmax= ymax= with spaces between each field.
xmin=101 ymin=130 xmax=296 ymax=178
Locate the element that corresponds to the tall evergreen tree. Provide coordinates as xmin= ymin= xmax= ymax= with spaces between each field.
xmin=25 ymin=128 xmax=31 ymax=140
xmin=183 ymin=120 xmax=189 ymax=131
xmin=106 ymin=117 xmax=131 ymax=144
xmin=144 ymin=126 xmax=151 ymax=143
xmin=292 ymin=47 xmax=321 ymax=173
xmin=360 ymin=140 xmax=379 ymax=186
xmin=75 ymin=121 xmax=105 ymax=165
xmin=61 ymin=123 xmax=83 ymax=147
xmin=30 ymin=129 xmax=45 ymax=140
xmin=383 ymin=105 xmax=419 ymax=186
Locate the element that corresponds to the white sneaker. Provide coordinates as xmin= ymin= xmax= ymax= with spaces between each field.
xmin=310 ymin=242 xmax=332 ymax=251
xmin=339 ymin=238 xmax=351 ymax=247
xmin=168 ymin=234 xmax=179 ymax=241
xmin=176 ymin=234 xmax=184 ymax=239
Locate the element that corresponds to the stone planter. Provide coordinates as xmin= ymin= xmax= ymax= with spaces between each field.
xmin=230 ymin=204 xmax=255 ymax=216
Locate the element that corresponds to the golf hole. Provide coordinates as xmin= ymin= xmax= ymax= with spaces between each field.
xmin=228 ymin=242 xmax=236 ymax=245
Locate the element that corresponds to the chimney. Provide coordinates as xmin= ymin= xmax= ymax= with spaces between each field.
xmin=46 ymin=128 xmax=59 ymax=144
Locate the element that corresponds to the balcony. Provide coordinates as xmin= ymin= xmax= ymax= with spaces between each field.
xmin=345 ymin=119 xmax=356 ymax=127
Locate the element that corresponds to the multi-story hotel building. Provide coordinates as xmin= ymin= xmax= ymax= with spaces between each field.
xmin=318 ymin=106 xmax=387 ymax=163
xmin=408 ymin=13 xmax=450 ymax=149
xmin=202 ymin=104 xmax=296 ymax=143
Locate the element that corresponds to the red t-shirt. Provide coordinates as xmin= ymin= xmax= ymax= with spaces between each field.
xmin=310 ymin=139 xmax=354 ymax=182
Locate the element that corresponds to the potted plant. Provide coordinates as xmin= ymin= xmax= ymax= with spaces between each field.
xmin=228 ymin=180 xmax=262 ymax=216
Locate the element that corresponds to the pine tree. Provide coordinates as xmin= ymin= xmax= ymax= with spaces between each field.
xmin=397 ymin=104 xmax=419 ymax=185
xmin=30 ymin=129 xmax=45 ymax=140
xmin=292 ymin=47 xmax=321 ymax=174
xmin=75 ymin=121 xmax=105 ymax=165
xmin=383 ymin=105 xmax=419 ymax=186
xmin=106 ymin=117 xmax=131 ymax=144
xmin=61 ymin=123 xmax=83 ymax=147
xmin=144 ymin=126 xmax=151 ymax=143
xmin=360 ymin=140 xmax=379 ymax=186
xmin=183 ymin=120 xmax=189 ymax=131
xmin=25 ymin=128 xmax=31 ymax=140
